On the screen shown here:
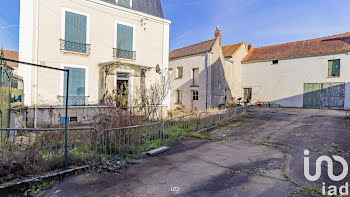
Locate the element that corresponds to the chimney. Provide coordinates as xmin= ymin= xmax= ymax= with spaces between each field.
xmin=248 ymin=43 xmax=253 ymax=51
xmin=215 ymin=26 xmax=221 ymax=46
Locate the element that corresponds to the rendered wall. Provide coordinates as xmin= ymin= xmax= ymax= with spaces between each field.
xmin=242 ymin=53 xmax=350 ymax=109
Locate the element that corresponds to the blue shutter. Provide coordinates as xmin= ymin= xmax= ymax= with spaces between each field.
xmin=117 ymin=24 xmax=133 ymax=58
xmin=333 ymin=59 xmax=340 ymax=77
xmin=65 ymin=11 xmax=87 ymax=53
xmin=64 ymin=67 xmax=86 ymax=105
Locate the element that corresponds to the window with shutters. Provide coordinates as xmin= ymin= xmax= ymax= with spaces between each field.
xmin=115 ymin=0 xmax=132 ymax=8
xmin=114 ymin=23 xmax=135 ymax=59
xmin=61 ymin=10 xmax=90 ymax=54
xmin=328 ymin=59 xmax=340 ymax=77
xmin=63 ymin=67 xmax=87 ymax=106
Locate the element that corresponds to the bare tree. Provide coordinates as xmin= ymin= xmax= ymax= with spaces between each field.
xmin=135 ymin=70 xmax=170 ymax=121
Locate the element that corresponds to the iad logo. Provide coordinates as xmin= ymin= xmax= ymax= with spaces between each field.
xmin=304 ymin=149 xmax=349 ymax=195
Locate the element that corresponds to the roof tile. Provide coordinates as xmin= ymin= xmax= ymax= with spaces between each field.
xmin=169 ymin=39 xmax=216 ymax=60
xmin=2 ymin=50 xmax=18 ymax=68
xmin=242 ymin=32 xmax=350 ymax=63
xmin=222 ymin=42 xmax=244 ymax=57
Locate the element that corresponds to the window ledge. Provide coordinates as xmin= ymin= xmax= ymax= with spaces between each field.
xmin=61 ymin=50 xmax=90 ymax=56
xmin=327 ymin=76 xmax=341 ymax=78
xmin=191 ymin=85 xmax=199 ymax=88
xmin=175 ymin=77 xmax=183 ymax=80
xmin=113 ymin=57 xmax=136 ymax=61
xmin=175 ymin=103 xmax=182 ymax=105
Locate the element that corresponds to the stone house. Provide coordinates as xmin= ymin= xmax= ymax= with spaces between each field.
xmin=18 ymin=0 xmax=171 ymax=127
xmin=169 ymin=27 xmax=246 ymax=111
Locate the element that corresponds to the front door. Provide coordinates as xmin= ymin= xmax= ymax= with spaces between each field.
xmin=116 ymin=72 xmax=129 ymax=107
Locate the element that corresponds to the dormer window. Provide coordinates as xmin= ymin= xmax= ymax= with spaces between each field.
xmin=115 ymin=0 xmax=132 ymax=8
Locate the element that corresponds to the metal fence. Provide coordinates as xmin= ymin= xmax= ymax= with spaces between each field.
xmin=0 ymin=106 xmax=248 ymax=179
xmin=98 ymin=122 xmax=162 ymax=156
xmin=0 ymin=127 xmax=97 ymax=176
xmin=198 ymin=106 xmax=247 ymax=129
xmin=160 ymin=113 xmax=198 ymax=138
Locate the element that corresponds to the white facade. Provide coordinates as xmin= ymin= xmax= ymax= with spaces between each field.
xmin=242 ymin=52 xmax=350 ymax=109
xmin=18 ymin=0 xmax=171 ymax=107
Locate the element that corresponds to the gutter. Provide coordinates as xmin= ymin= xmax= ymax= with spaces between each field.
xmin=34 ymin=0 xmax=39 ymax=128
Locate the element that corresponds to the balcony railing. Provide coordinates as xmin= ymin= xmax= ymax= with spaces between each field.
xmin=113 ymin=48 xmax=136 ymax=60
xmin=58 ymin=96 xmax=89 ymax=106
xmin=60 ymin=39 xmax=91 ymax=54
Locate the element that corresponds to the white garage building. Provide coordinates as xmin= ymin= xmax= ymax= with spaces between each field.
xmin=241 ymin=32 xmax=350 ymax=110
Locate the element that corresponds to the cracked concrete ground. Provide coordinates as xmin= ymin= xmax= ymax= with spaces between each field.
xmin=39 ymin=107 xmax=350 ymax=197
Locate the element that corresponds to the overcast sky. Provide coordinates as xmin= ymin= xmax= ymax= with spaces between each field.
xmin=1 ymin=0 xmax=350 ymax=52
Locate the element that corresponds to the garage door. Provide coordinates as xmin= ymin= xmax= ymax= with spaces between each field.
xmin=303 ymin=83 xmax=345 ymax=109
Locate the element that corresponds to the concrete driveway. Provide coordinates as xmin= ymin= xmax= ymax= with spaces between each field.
xmin=39 ymin=108 xmax=350 ymax=197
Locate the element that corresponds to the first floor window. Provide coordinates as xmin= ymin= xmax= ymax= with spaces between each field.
xmin=192 ymin=68 xmax=199 ymax=86
xmin=328 ymin=59 xmax=340 ymax=77
xmin=116 ymin=23 xmax=134 ymax=59
xmin=192 ymin=91 xmax=199 ymax=101
xmin=176 ymin=90 xmax=182 ymax=104
xmin=176 ymin=67 xmax=183 ymax=79
xmin=64 ymin=11 xmax=88 ymax=53
xmin=64 ymin=67 xmax=86 ymax=106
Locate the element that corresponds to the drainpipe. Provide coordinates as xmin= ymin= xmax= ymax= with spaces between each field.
xmin=205 ymin=52 xmax=210 ymax=110
xmin=34 ymin=0 xmax=39 ymax=128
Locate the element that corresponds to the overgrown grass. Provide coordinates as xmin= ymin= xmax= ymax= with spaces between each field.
xmin=306 ymin=186 xmax=323 ymax=195
xmin=189 ymin=132 xmax=215 ymax=140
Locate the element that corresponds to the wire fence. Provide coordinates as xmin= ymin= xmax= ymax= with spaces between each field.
xmin=160 ymin=113 xmax=198 ymax=138
xmin=0 ymin=106 xmax=248 ymax=181
xmin=98 ymin=122 xmax=161 ymax=156
xmin=0 ymin=128 xmax=97 ymax=178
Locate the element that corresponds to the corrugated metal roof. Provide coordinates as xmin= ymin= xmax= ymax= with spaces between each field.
xmin=101 ymin=0 xmax=164 ymax=18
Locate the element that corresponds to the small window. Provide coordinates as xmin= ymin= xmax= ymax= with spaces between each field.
xmin=192 ymin=91 xmax=199 ymax=101
xmin=192 ymin=68 xmax=199 ymax=86
xmin=176 ymin=90 xmax=182 ymax=104
xmin=70 ymin=117 xmax=78 ymax=122
xmin=328 ymin=59 xmax=340 ymax=77
xmin=116 ymin=0 xmax=132 ymax=8
xmin=272 ymin=60 xmax=279 ymax=64
xmin=176 ymin=67 xmax=183 ymax=79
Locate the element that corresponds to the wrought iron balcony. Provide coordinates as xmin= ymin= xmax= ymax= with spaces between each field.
xmin=113 ymin=48 xmax=136 ymax=60
xmin=58 ymin=96 xmax=89 ymax=106
xmin=60 ymin=39 xmax=91 ymax=54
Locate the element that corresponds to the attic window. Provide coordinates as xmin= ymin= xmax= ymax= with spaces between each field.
xmin=272 ymin=60 xmax=279 ymax=64
xmin=115 ymin=0 xmax=132 ymax=8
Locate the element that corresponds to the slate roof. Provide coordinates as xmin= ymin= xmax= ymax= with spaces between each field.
xmin=222 ymin=42 xmax=244 ymax=57
xmin=2 ymin=50 xmax=19 ymax=68
xmin=101 ymin=0 xmax=164 ymax=18
xmin=169 ymin=39 xmax=217 ymax=60
xmin=242 ymin=32 xmax=350 ymax=63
